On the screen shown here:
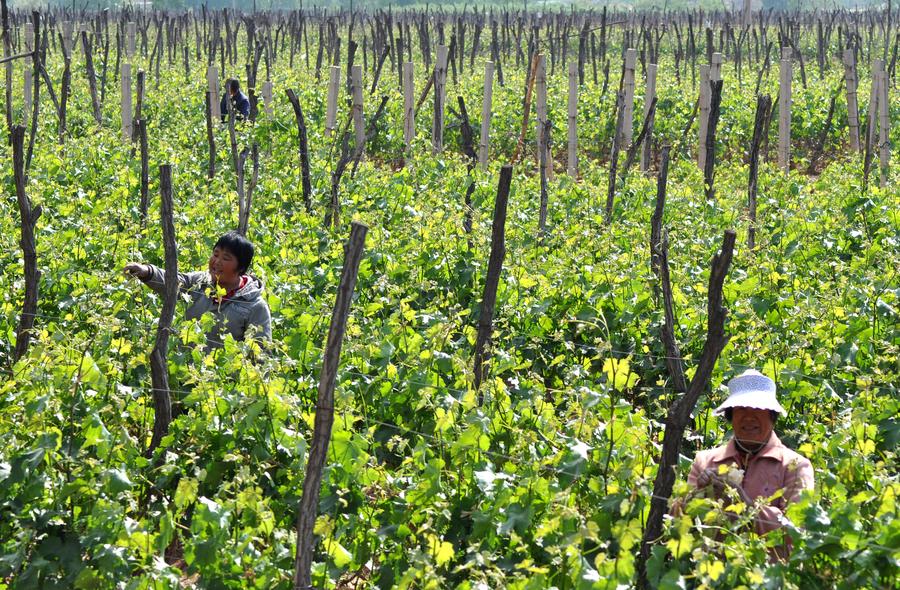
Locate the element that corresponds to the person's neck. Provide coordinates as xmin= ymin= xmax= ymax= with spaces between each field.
xmin=216 ymin=275 xmax=242 ymax=292
xmin=734 ymin=432 xmax=772 ymax=456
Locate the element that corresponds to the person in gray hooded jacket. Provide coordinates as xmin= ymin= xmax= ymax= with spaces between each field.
xmin=124 ymin=231 xmax=271 ymax=351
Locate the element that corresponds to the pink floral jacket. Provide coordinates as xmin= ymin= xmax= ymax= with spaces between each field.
xmin=688 ymin=432 xmax=814 ymax=535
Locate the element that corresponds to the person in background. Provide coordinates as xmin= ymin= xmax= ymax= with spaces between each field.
xmin=679 ymin=370 xmax=814 ymax=550
xmin=220 ymin=78 xmax=250 ymax=122
xmin=124 ymin=231 xmax=271 ymax=351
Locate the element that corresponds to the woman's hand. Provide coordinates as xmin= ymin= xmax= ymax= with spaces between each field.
xmin=698 ymin=467 xmax=752 ymax=504
xmin=124 ymin=262 xmax=150 ymax=280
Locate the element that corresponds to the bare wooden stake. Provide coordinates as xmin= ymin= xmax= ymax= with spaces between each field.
xmin=350 ymin=64 xmax=364 ymax=157
xmin=292 ymin=221 xmax=368 ymax=590
xmin=81 ymin=30 xmax=102 ymax=124
xmin=204 ymin=91 xmax=216 ymax=179
xmin=325 ymin=65 xmax=340 ymax=137
xmin=121 ymin=62 xmax=132 ymax=140
xmin=207 ymin=64 xmax=220 ymax=121
xmin=474 ymin=165 xmax=512 ymax=398
xmin=402 ymin=61 xmax=415 ymax=155
xmin=843 ymin=49 xmax=861 ymax=152
xmin=566 ymin=61 xmax=578 ymax=177
xmin=641 ymin=63 xmax=658 ymax=173
xmin=480 ymin=60 xmax=494 ymax=171
xmin=136 ymin=118 xmax=149 ymax=221
xmin=432 ymin=44 xmax=448 ymax=153
xmin=697 ymin=64 xmax=711 ymax=168
xmin=704 ymin=80 xmax=724 ymax=201
xmin=778 ymin=48 xmax=792 ymax=172
xmin=237 ymin=143 xmax=259 ymax=236
xmin=147 ymin=164 xmax=177 ymax=455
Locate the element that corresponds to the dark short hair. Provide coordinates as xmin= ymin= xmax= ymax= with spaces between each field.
xmin=214 ymin=231 xmax=254 ymax=274
xmin=227 ymin=78 xmax=241 ymax=93
xmin=724 ymin=407 xmax=779 ymax=423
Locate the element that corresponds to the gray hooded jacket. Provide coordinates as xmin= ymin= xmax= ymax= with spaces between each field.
xmin=141 ymin=265 xmax=272 ymax=350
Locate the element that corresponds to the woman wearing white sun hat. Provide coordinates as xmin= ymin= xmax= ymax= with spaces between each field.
xmin=687 ymin=369 xmax=814 ymax=539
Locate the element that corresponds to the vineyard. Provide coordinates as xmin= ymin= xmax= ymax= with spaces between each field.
xmin=0 ymin=3 xmax=898 ymax=589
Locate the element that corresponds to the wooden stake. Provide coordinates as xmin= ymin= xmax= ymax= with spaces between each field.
xmin=350 ymin=64 xmax=364 ymax=157
xmin=622 ymin=48 xmax=637 ymax=147
xmin=292 ymin=221 xmax=368 ymax=590
xmin=403 ymin=61 xmax=414 ymax=153
xmin=698 ymin=64 xmax=710 ymax=168
xmin=843 ymin=49 xmax=860 ymax=152
xmin=121 ymin=62 xmax=132 ymax=140
xmin=778 ymin=48 xmax=792 ymax=172
xmin=748 ymin=94 xmax=771 ymax=250
xmin=641 ymin=63 xmax=657 ymax=173
xmin=432 ymin=44 xmax=448 ymax=153
xmin=325 ymin=65 xmax=339 ymax=137
xmin=207 ymin=64 xmax=220 ymax=121
xmin=480 ymin=60 xmax=494 ymax=171
xmin=567 ymin=61 xmax=578 ymax=177
xmin=286 ymin=89 xmax=313 ymax=213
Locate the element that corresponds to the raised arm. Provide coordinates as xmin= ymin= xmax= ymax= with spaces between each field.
xmin=124 ymin=262 xmax=206 ymax=295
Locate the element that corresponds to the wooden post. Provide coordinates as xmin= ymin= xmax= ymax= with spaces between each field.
xmin=121 ymin=62 xmax=132 ymax=141
xmin=207 ymin=64 xmax=220 ymax=121
xmin=567 ymin=60 xmax=578 ymax=177
xmin=622 ymin=48 xmax=637 ymax=147
xmin=262 ymin=80 xmax=273 ymax=117
xmin=148 ymin=164 xmax=177 ymax=455
xmin=843 ymin=49 xmax=860 ymax=152
xmin=432 ymin=44 xmax=449 ymax=153
xmin=636 ymin=229 xmax=736 ymax=590
xmin=325 ymin=65 xmax=339 ymax=137
xmin=876 ymin=65 xmax=890 ymax=187
xmin=743 ymin=0 xmax=753 ymax=28
xmin=403 ymin=61 xmax=414 ymax=153
xmin=473 ymin=165 xmax=512 ymax=398
xmin=62 ymin=21 xmax=74 ymax=55
xmin=292 ymin=221 xmax=368 ymax=590
xmin=350 ymin=64 xmax=364 ymax=157
xmin=11 ymin=126 xmax=41 ymax=363
xmin=698 ymin=64 xmax=710 ymax=168
xmin=535 ymin=53 xmax=549 ymax=180
xmin=710 ymin=51 xmax=723 ymax=83
xmin=641 ymin=63 xmax=657 ymax=173
xmin=778 ymin=47 xmax=792 ymax=172
xmin=479 ymin=60 xmax=494 ymax=171
xmin=204 ymin=92 xmax=215 ymax=179
xmin=127 ymin=21 xmax=135 ymax=58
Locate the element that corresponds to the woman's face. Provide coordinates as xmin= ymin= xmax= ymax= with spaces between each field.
xmin=732 ymin=406 xmax=774 ymax=446
xmin=209 ymin=246 xmax=241 ymax=286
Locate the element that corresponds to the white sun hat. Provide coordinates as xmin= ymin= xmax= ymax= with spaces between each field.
xmin=714 ymin=369 xmax=786 ymax=416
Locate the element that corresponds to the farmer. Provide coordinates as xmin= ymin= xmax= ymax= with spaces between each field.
xmin=124 ymin=231 xmax=271 ymax=351
xmin=682 ymin=370 xmax=814 ymax=541
xmin=220 ymin=78 xmax=250 ymax=122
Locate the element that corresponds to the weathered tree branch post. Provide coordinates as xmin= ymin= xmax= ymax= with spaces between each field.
xmin=12 ymin=125 xmax=41 ymax=363
xmin=292 ymin=221 xmax=368 ymax=590
xmin=286 ymin=89 xmax=313 ymax=212
xmin=605 ymin=91 xmax=625 ymax=224
xmin=748 ymin=94 xmax=772 ymax=250
xmin=703 ymin=79 xmax=724 ymax=201
xmin=473 ymin=165 xmax=512 ymax=399
xmin=350 ymin=64 xmax=364 ymax=157
xmin=640 ymin=63 xmax=658 ymax=173
xmin=136 ymin=118 xmax=149 ymax=221
xmin=147 ymin=165 xmax=177 ymax=455
xmin=636 ymin=229 xmax=736 ymax=589
xmin=82 ymin=30 xmax=102 ymax=124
